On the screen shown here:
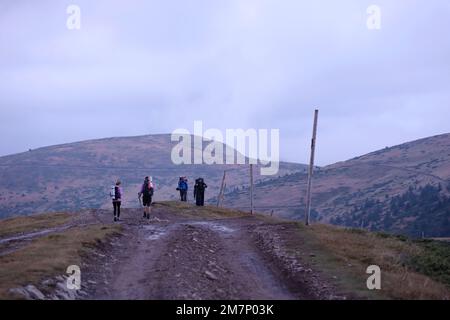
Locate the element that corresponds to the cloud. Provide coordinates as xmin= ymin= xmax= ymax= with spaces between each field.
xmin=0 ymin=0 xmax=449 ymax=165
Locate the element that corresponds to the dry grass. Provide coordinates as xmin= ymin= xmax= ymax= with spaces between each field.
xmin=0 ymin=212 xmax=72 ymax=238
xmin=155 ymin=201 xmax=251 ymax=219
xmin=0 ymin=224 xmax=121 ymax=299
xmin=299 ymin=223 xmax=450 ymax=300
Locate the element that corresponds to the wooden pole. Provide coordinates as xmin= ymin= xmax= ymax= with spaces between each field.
xmin=217 ymin=170 xmax=226 ymax=207
xmin=250 ymin=164 xmax=254 ymax=214
xmin=221 ymin=183 xmax=226 ymax=204
xmin=305 ymin=109 xmax=319 ymax=226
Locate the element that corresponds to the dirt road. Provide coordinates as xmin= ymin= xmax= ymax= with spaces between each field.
xmin=81 ymin=203 xmax=339 ymax=300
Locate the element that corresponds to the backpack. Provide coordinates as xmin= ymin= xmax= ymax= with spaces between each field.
xmin=109 ymin=185 xmax=116 ymax=200
xmin=179 ymin=180 xmax=187 ymax=190
xmin=143 ymin=182 xmax=154 ymax=196
xmin=195 ymin=178 xmax=206 ymax=191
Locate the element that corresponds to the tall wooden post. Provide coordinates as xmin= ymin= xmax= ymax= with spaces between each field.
xmin=305 ymin=109 xmax=319 ymax=226
xmin=250 ymin=164 xmax=254 ymax=214
xmin=221 ymin=183 xmax=226 ymax=204
xmin=217 ymin=170 xmax=226 ymax=207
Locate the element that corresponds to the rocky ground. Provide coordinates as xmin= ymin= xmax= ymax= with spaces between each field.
xmin=0 ymin=203 xmax=343 ymax=300
xmin=79 ymin=204 xmax=342 ymax=300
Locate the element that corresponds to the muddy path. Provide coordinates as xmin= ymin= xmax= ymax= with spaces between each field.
xmin=82 ymin=205 xmax=336 ymax=300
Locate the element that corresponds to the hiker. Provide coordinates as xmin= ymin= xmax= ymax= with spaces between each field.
xmin=138 ymin=176 xmax=154 ymax=219
xmin=111 ymin=180 xmax=122 ymax=222
xmin=176 ymin=176 xmax=188 ymax=202
xmin=193 ymin=178 xmax=207 ymax=206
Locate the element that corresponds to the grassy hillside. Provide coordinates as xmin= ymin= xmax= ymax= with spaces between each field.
xmin=331 ymin=183 xmax=450 ymax=237
xmin=0 ymin=134 xmax=304 ymax=218
xmin=218 ymin=133 xmax=450 ymax=237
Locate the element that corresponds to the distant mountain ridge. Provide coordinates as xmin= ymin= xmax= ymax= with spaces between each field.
xmin=0 ymin=134 xmax=305 ymax=218
xmin=218 ymin=133 xmax=450 ymax=237
xmin=2 ymin=132 xmax=449 ymax=237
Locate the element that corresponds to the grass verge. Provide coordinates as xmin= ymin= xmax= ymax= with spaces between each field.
xmin=293 ymin=223 xmax=450 ymax=299
xmin=155 ymin=201 xmax=251 ymax=219
xmin=0 ymin=224 xmax=122 ymax=299
xmin=0 ymin=212 xmax=72 ymax=239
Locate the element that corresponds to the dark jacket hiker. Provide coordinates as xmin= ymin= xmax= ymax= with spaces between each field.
xmin=193 ymin=178 xmax=207 ymax=206
xmin=110 ymin=180 xmax=122 ymax=222
xmin=139 ymin=176 xmax=154 ymax=219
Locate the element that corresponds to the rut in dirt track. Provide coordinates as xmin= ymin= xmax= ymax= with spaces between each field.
xmin=83 ymin=205 xmax=313 ymax=300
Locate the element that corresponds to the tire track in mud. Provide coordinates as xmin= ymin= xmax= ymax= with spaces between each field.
xmin=148 ymin=221 xmax=295 ymax=300
xmin=82 ymin=206 xmax=337 ymax=300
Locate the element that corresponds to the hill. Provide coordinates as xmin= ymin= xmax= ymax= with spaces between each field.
xmin=0 ymin=202 xmax=449 ymax=300
xmin=0 ymin=134 xmax=304 ymax=218
xmin=218 ymin=133 xmax=450 ymax=237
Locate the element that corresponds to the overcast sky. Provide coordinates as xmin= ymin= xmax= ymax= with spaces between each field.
xmin=1 ymin=0 xmax=449 ymax=165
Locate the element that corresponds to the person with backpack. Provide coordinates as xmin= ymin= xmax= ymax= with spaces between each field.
xmin=138 ymin=176 xmax=154 ymax=219
xmin=176 ymin=176 xmax=188 ymax=201
xmin=193 ymin=178 xmax=207 ymax=206
xmin=110 ymin=180 xmax=122 ymax=222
